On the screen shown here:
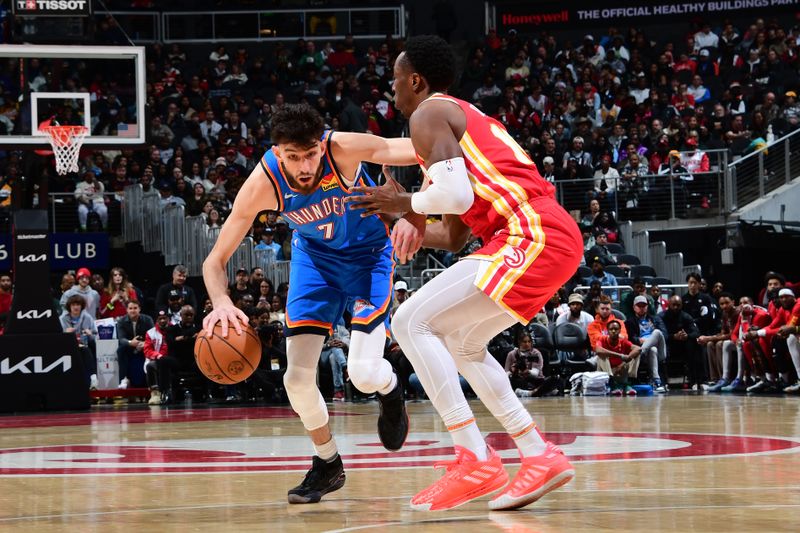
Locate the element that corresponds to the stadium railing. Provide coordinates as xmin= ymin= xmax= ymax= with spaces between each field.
xmin=555 ymin=149 xmax=728 ymax=222
xmin=725 ymin=127 xmax=800 ymax=212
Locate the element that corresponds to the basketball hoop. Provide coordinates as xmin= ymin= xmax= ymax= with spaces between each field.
xmin=41 ymin=125 xmax=88 ymax=175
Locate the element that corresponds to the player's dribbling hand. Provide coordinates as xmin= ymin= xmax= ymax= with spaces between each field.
xmin=392 ymin=214 xmax=425 ymax=264
xmin=203 ymin=302 xmax=249 ymax=338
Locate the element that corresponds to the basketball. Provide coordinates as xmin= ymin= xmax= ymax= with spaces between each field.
xmin=194 ymin=324 xmax=262 ymax=384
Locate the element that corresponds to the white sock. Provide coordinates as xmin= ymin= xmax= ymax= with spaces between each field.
xmin=314 ymin=436 xmax=338 ymax=461
xmin=443 ymin=403 xmax=486 ymax=460
xmin=512 ymin=422 xmax=548 ymax=457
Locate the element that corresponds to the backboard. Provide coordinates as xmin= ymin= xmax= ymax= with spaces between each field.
xmin=0 ymin=44 xmax=146 ymax=148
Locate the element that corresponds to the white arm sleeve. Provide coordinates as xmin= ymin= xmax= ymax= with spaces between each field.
xmin=410 ymin=157 xmax=474 ymax=215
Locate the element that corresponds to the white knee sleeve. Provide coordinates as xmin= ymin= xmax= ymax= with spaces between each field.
xmin=284 ymin=334 xmax=328 ymax=431
xmin=348 ymin=324 xmax=394 ymax=393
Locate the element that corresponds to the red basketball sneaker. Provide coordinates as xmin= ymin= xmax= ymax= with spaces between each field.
xmin=410 ymin=445 xmax=508 ymax=511
xmin=488 ymin=442 xmax=574 ymax=510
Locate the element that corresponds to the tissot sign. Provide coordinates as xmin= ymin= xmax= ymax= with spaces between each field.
xmin=13 ymin=0 xmax=92 ymax=16
xmin=494 ymin=0 xmax=800 ymax=31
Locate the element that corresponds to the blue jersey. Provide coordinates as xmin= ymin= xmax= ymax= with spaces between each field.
xmin=259 ymin=130 xmax=394 ymax=336
xmin=260 ymin=130 xmax=390 ymax=259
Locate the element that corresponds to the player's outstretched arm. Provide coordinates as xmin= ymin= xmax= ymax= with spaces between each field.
xmin=345 ymin=102 xmax=473 ymax=216
xmin=202 ymin=164 xmax=278 ymax=338
xmin=332 ymin=132 xmax=417 ymax=166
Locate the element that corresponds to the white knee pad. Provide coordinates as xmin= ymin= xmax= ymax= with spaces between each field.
xmin=283 ymin=365 xmax=328 ymax=431
xmin=284 ymin=334 xmax=328 ymax=431
xmin=348 ymin=325 xmax=393 ymax=394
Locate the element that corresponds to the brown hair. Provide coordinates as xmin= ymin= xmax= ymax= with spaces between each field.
xmin=66 ymin=294 xmax=86 ymax=310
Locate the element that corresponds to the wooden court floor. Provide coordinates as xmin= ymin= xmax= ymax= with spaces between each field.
xmin=0 ymin=394 xmax=799 ymax=532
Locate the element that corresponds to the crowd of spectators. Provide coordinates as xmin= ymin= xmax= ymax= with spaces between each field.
xmin=1 ymin=15 xmax=800 ymax=402
xmin=483 ymin=270 xmax=800 ymax=396
xmin=458 ymin=18 xmax=800 ymax=218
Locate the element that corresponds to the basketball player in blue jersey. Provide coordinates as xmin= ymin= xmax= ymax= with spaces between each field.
xmin=202 ymin=104 xmax=417 ymax=504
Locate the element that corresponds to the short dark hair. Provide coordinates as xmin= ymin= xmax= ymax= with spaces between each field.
xmin=402 ymin=35 xmax=456 ymax=92
xmin=764 ymin=271 xmax=786 ymax=285
xmin=686 ymin=272 xmax=702 ymax=283
xmin=718 ymin=291 xmax=735 ymax=301
xmin=607 ymin=319 xmax=621 ymax=329
xmin=632 ymin=277 xmax=645 ymax=286
xmin=270 ymin=103 xmax=325 ymax=145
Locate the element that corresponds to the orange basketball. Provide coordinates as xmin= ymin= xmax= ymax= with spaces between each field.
xmin=194 ymin=324 xmax=262 ymax=384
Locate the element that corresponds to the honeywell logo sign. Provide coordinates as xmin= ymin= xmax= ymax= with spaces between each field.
xmin=16 ymin=309 xmax=52 ymax=320
xmin=0 ymin=355 xmax=72 ymax=375
xmin=18 ymin=254 xmax=46 ymax=263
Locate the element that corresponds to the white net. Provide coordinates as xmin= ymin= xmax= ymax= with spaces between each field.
xmin=42 ymin=125 xmax=88 ymax=175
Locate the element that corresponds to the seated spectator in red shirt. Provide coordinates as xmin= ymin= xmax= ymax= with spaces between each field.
xmin=595 ymin=320 xmax=641 ymax=396
xmin=722 ymin=297 xmax=773 ymax=392
xmin=143 ymin=311 xmax=180 ymax=406
xmin=703 ymin=293 xmax=741 ymax=392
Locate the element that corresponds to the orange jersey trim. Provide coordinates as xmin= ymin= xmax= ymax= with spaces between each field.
xmin=260 ymin=159 xmax=285 ymax=212
xmin=351 ymin=255 xmax=396 ymax=325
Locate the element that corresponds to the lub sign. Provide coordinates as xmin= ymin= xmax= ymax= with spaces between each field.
xmin=0 ymin=233 xmax=109 ymax=271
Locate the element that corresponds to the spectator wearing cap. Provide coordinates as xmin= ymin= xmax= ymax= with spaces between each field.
xmin=224 ymin=147 xmax=247 ymax=175
xmin=165 ymin=289 xmax=184 ymax=325
xmin=254 ymin=227 xmax=283 ymax=261
xmin=74 ymin=171 xmax=108 ymax=232
xmin=744 ymin=288 xmax=800 ymax=392
xmin=165 ymin=304 xmax=201 ymax=388
xmin=143 ymin=310 xmax=180 ymax=405
xmin=540 ymin=156 xmax=557 ymax=183
xmin=586 ymin=257 xmax=619 ymax=301
xmin=556 ymin=293 xmax=595 ymax=330
xmin=393 ymin=280 xmax=409 ymax=315
xmin=60 ymin=267 xmax=101 ymax=318
xmin=155 ymin=265 xmax=197 ymax=313
xmin=158 ymin=180 xmax=186 ymax=208
xmin=625 ymin=294 xmax=669 ymax=392
xmin=621 ymin=278 xmax=657 ymax=319
xmin=781 ymin=91 xmax=800 ymax=129
xmin=562 ymin=136 xmax=592 ymax=170
xmin=229 ymin=267 xmax=252 ymax=304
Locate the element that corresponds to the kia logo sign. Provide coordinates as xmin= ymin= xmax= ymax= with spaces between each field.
xmin=18 ymin=254 xmax=46 ymax=263
xmin=0 ymin=355 xmax=72 ymax=375
xmin=16 ymin=309 xmax=52 ymax=320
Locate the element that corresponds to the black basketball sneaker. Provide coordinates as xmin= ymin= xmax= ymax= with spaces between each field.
xmin=287 ymin=455 xmax=346 ymax=504
xmin=377 ymin=373 xmax=409 ymax=451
